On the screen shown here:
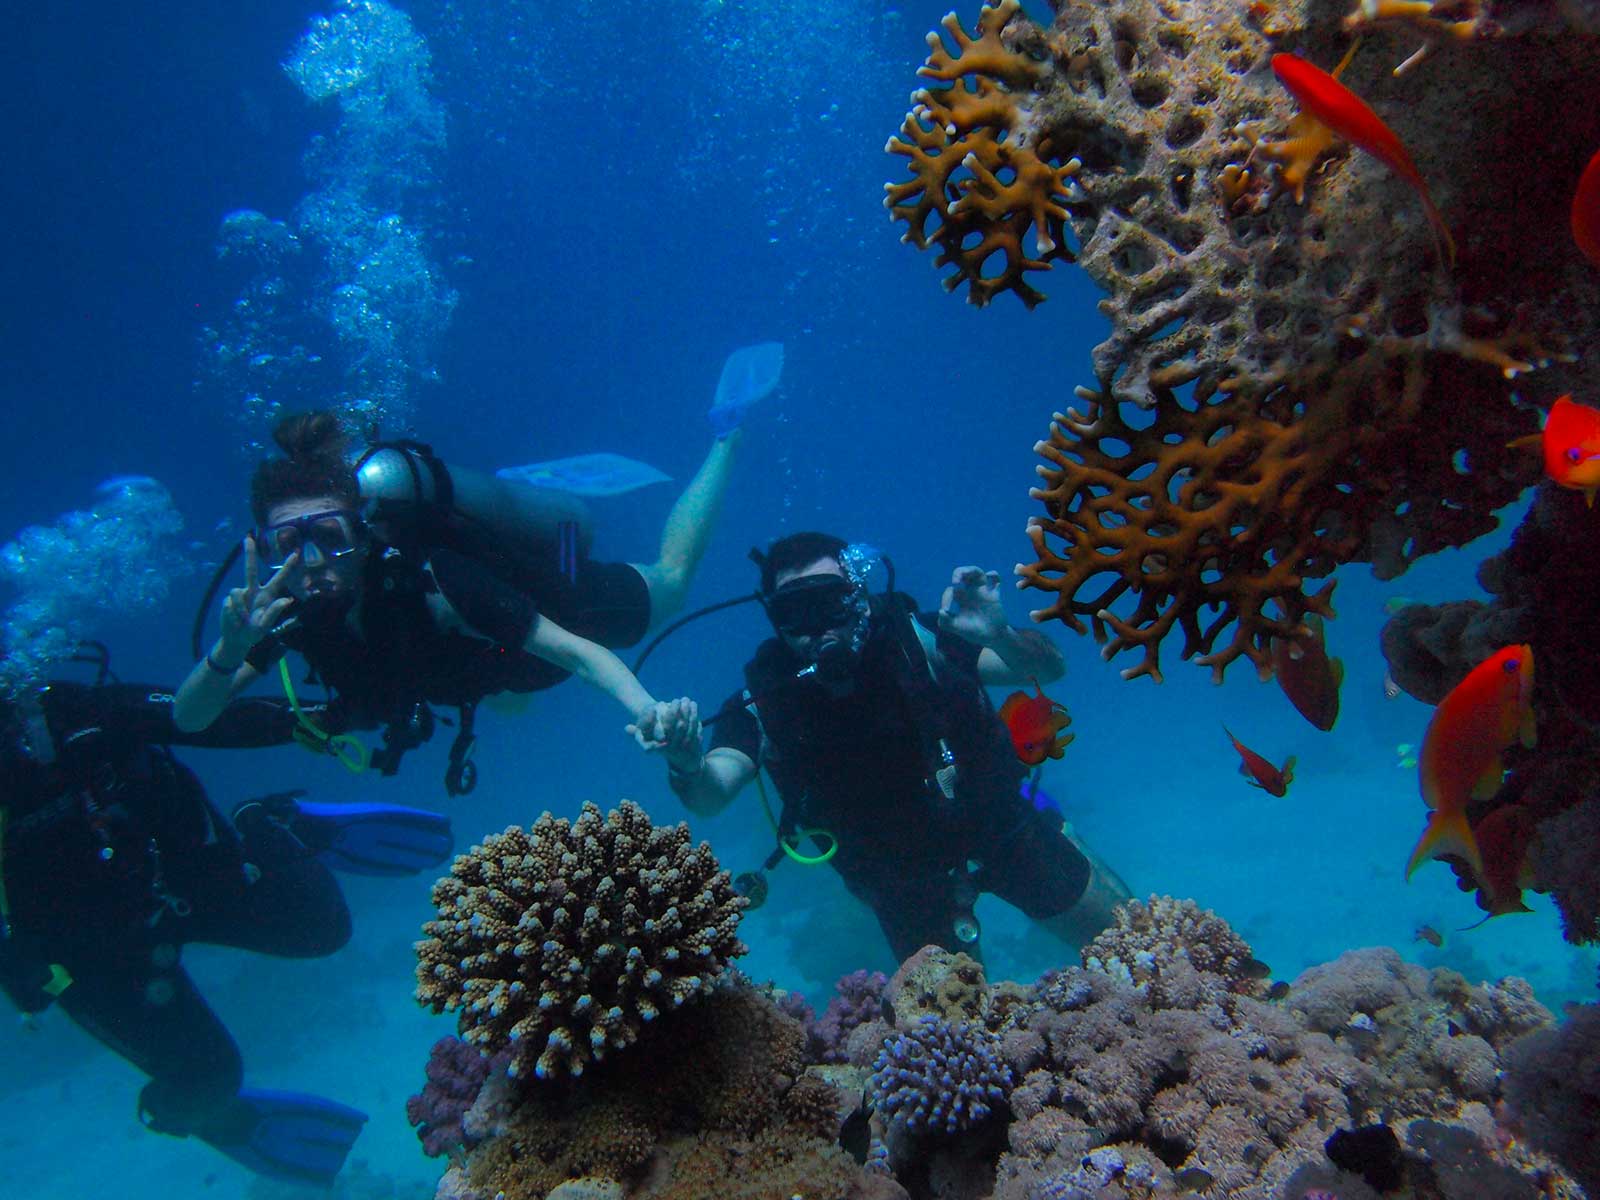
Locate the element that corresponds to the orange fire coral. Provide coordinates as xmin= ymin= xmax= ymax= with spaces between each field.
xmin=883 ymin=0 xmax=1079 ymax=308
xmin=1018 ymin=343 xmax=1540 ymax=682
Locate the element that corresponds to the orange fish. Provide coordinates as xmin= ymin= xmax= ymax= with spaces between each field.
xmin=1270 ymin=52 xmax=1456 ymax=266
xmin=1513 ymin=395 xmax=1600 ymax=506
xmin=1472 ymin=803 xmax=1537 ymax=919
xmin=1406 ymin=644 xmax=1535 ymax=882
xmin=1575 ymin=146 xmax=1600 ymax=268
xmin=998 ymin=680 xmax=1073 ymax=765
xmin=1272 ymin=613 xmax=1343 ymax=732
xmin=1223 ymin=727 xmax=1295 ymax=797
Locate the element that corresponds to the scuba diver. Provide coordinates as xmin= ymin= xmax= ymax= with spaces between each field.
xmin=173 ymin=384 xmax=761 ymax=788
xmin=640 ymin=532 xmax=1133 ymax=964
xmin=0 ymin=672 xmax=453 ymax=1184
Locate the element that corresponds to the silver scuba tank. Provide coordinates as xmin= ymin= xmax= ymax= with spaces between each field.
xmin=353 ymin=443 xmax=593 ymax=573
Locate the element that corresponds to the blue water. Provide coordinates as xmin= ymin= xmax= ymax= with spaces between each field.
xmin=2 ymin=2 xmax=1592 ymax=1195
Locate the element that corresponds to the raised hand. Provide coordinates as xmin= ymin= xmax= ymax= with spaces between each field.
xmin=218 ymin=537 xmax=299 ymax=663
xmin=938 ymin=565 xmax=1009 ymax=646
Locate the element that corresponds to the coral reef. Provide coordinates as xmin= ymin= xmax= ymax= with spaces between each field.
xmin=407 ymin=1036 xmax=495 ymax=1159
xmin=1082 ymin=894 xmax=1263 ymax=993
xmin=1501 ymin=1002 xmax=1600 ymax=1197
xmin=869 ymin=1015 xmax=1013 ymax=1137
xmin=815 ymin=969 xmax=891 ymax=1063
xmin=885 ymin=0 xmax=1600 ymax=683
xmin=414 ymin=800 xmax=747 ymax=1079
xmin=1378 ymin=482 xmax=1600 ymax=941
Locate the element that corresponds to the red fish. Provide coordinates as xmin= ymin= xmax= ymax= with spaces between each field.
xmin=1517 ymin=395 xmax=1600 ymax=506
xmin=999 ymin=680 xmax=1073 ymax=765
xmin=1471 ymin=803 xmax=1536 ymax=918
xmin=1223 ymin=727 xmax=1295 ymax=797
xmin=1270 ymin=52 xmax=1456 ymax=266
xmin=1406 ymin=644 xmax=1535 ymax=881
xmin=1272 ymin=613 xmax=1343 ymax=732
xmin=1575 ymin=146 xmax=1600 ymax=268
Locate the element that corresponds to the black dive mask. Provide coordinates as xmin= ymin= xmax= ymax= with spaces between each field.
xmin=762 ymin=575 xmax=858 ymax=638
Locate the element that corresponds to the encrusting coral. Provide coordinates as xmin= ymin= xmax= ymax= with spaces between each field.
xmin=414 ymin=800 xmax=747 ymax=1080
xmin=885 ymin=0 xmax=1600 ymax=684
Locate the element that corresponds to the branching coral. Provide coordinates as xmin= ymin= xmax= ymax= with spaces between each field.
xmin=414 ymin=800 xmax=747 ymax=1080
xmin=869 ymin=1015 xmax=1014 ymax=1138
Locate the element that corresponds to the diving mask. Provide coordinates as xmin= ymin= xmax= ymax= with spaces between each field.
xmin=258 ymin=510 xmax=364 ymax=569
xmin=764 ymin=574 xmax=859 ymax=638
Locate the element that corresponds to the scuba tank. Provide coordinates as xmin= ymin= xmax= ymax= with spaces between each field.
xmin=353 ymin=442 xmax=595 ymax=587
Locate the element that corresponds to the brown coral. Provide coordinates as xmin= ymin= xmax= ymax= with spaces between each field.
xmin=1082 ymin=895 xmax=1263 ymax=992
xmin=414 ymin=800 xmax=747 ymax=1080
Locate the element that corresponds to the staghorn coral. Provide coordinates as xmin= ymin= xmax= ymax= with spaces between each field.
xmin=869 ymin=1015 xmax=1014 ymax=1138
xmin=885 ymin=0 xmax=1600 ymax=684
xmin=414 ymin=800 xmax=747 ymax=1080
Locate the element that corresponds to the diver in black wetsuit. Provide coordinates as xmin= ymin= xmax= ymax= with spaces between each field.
xmin=0 ymin=680 xmax=384 ymax=1184
xmin=641 ymin=532 xmax=1134 ymax=965
xmin=174 ymin=409 xmax=742 ymax=791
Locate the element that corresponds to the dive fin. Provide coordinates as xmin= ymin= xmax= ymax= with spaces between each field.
xmin=203 ymin=1087 xmax=367 ymax=1185
xmin=708 ymin=341 xmax=785 ymax=438
xmin=494 ymin=452 xmax=672 ymax=497
xmin=294 ymin=800 xmax=455 ymax=877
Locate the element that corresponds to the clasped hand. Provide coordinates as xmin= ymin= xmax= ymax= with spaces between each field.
xmin=627 ymin=697 xmax=703 ymax=772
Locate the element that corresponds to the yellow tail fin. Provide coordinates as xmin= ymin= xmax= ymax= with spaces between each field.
xmin=1404 ymin=807 xmax=1482 ymax=881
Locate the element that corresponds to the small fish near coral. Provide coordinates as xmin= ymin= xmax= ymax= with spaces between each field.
xmin=1414 ymin=923 xmax=1444 ymax=948
xmin=1574 ymin=145 xmax=1600 ymax=267
xmin=1269 ymin=51 xmax=1455 ymax=266
xmin=1406 ymin=644 xmax=1535 ymax=883
xmin=1508 ymin=394 xmax=1600 ymax=507
xmin=1272 ymin=612 xmax=1343 ymax=731
xmin=1223 ymin=726 xmax=1295 ymax=797
xmin=999 ymin=679 xmax=1073 ymax=765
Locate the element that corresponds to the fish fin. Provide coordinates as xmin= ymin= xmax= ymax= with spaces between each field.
xmin=998 ymin=692 xmax=1026 ymax=722
xmin=1469 ymin=759 xmax=1506 ymax=802
xmin=1281 ymin=756 xmax=1296 ymax=784
xmin=1588 ymin=487 xmax=1598 ymax=509
xmin=1520 ymin=708 xmax=1537 ymax=749
xmin=1505 ymin=433 xmax=1542 ymax=452
xmin=1405 ymin=807 xmax=1483 ymax=881
xmin=1330 ymin=658 xmax=1345 ymax=689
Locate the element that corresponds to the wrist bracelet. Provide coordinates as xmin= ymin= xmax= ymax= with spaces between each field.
xmin=206 ymin=650 xmax=243 ymax=676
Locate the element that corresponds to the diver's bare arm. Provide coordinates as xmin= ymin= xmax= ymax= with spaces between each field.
xmin=976 ymin=627 xmax=1064 ymax=686
xmin=174 ymin=658 xmax=262 ymax=731
xmin=672 ymin=747 xmax=756 ymax=818
xmin=522 ymin=612 xmax=656 ymax=717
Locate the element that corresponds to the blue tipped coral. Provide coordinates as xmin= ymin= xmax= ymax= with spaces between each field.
xmin=869 ymin=1014 xmax=1012 ymax=1137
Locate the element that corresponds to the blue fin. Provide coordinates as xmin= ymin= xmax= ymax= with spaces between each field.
xmin=295 ymin=800 xmax=454 ymax=877
xmin=708 ymin=341 xmax=784 ymax=437
xmin=495 ymin=452 xmax=672 ymax=497
xmin=205 ymin=1087 xmax=367 ymax=1185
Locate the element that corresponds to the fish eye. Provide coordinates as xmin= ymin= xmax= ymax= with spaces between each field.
xmin=1502 ymin=657 xmax=1519 ymax=672
xmin=1567 ymin=446 xmax=1584 ymax=463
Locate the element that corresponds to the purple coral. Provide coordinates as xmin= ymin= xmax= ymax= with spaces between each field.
xmin=869 ymin=1014 xmax=1012 ymax=1137
xmin=405 ymin=1036 xmax=491 ymax=1158
xmin=814 ymin=969 xmax=889 ymax=1063
xmin=1501 ymin=1002 xmax=1600 ymax=1194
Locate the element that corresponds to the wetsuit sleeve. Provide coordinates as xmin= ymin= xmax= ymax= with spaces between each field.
xmin=428 ymin=547 xmax=539 ymax=648
xmin=59 ymin=683 xmax=310 ymax=749
xmin=707 ymin=690 xmax=760 ymax=761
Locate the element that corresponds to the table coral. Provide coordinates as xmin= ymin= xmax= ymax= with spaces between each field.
xmin=414 ymin=800 xmax=747 ymax=1080
xmin=884 ymin=0 xmax=1600 ymax=684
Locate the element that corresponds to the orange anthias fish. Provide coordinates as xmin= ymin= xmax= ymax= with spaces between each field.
xmin=1406 ymin=644 xmax=1535 ymax=882
xmin=1270 ymin=52 xmax=1456 ymax=266
xmin=1223 ymin=727 xmax=1295 ymax=797
xmin=999 ymin=679 xmax=1073 ymax=765
xmin=1272 ymin=613 xmax=1344 ymax=732
xmin=1471 ymin=803 xmax=1537 ymax=919
xmin=1574 ymin=146 xmax=1600 ymax=268
xmin=1512 ymin=395 xmax=1600 ymax=506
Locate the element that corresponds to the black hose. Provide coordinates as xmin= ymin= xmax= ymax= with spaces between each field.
xmin=630 ymin=592 xmax=762 ymax=675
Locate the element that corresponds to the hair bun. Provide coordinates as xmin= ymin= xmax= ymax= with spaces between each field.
xmin=272 ymin=411 xmax=347 ymax=462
